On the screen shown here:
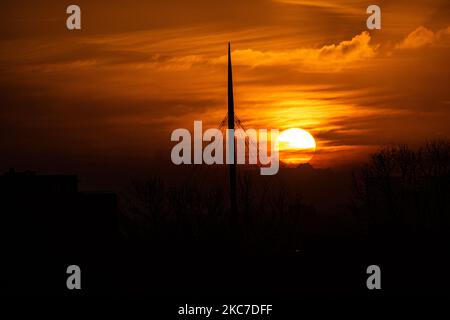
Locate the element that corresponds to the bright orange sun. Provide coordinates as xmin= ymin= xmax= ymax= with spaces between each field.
xmin=277 ymin=128 xmax=316 ymax=165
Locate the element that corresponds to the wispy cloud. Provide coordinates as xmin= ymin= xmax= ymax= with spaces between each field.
xmin=273 ymin=0 xmax=364 ymax=15
xmin=396 ymin=26 xmax=450 ymax=49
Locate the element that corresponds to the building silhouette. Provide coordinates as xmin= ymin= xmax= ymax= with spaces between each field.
xmin=0 ymin=168 xmax=118 ymax=250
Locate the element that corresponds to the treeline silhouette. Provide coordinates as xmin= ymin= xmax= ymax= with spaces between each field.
xmin=121 ymin=169 xmax=315 ymax=254
xmin=352 ymin=140 xmax=450 ymax=240
xmin=115 ymin=140 xmax=450 ymax=295
xmin=120 ymin=140 xmax=450 ymax=254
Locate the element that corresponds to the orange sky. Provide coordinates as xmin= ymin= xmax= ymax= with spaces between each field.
xmin=1 ymin=0 xmax=449 ymax=172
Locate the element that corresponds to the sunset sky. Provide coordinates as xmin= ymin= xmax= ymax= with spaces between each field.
xmin=1 ymin=0 xmax=449 ymax=178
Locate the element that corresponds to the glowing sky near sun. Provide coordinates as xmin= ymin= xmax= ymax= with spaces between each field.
xmin=0 ymin=0 xmax=449 ymax=171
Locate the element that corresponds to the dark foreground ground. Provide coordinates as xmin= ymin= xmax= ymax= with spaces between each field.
xmin=2 ymin=233 xmax=449 ymax=297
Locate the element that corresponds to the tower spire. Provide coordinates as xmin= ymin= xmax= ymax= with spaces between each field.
xmin=227 ymin=42 xmax=237 ymax=219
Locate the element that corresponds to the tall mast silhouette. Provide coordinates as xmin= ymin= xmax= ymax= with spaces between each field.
xmin=227 ymin=42 xmax=237 ymax=219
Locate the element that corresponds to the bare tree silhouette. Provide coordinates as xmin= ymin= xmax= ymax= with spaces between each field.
xmin=352 ymin=140 xmax=450 ymax=239
xmin=120 ymin=169 xmax=314 ymax=254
